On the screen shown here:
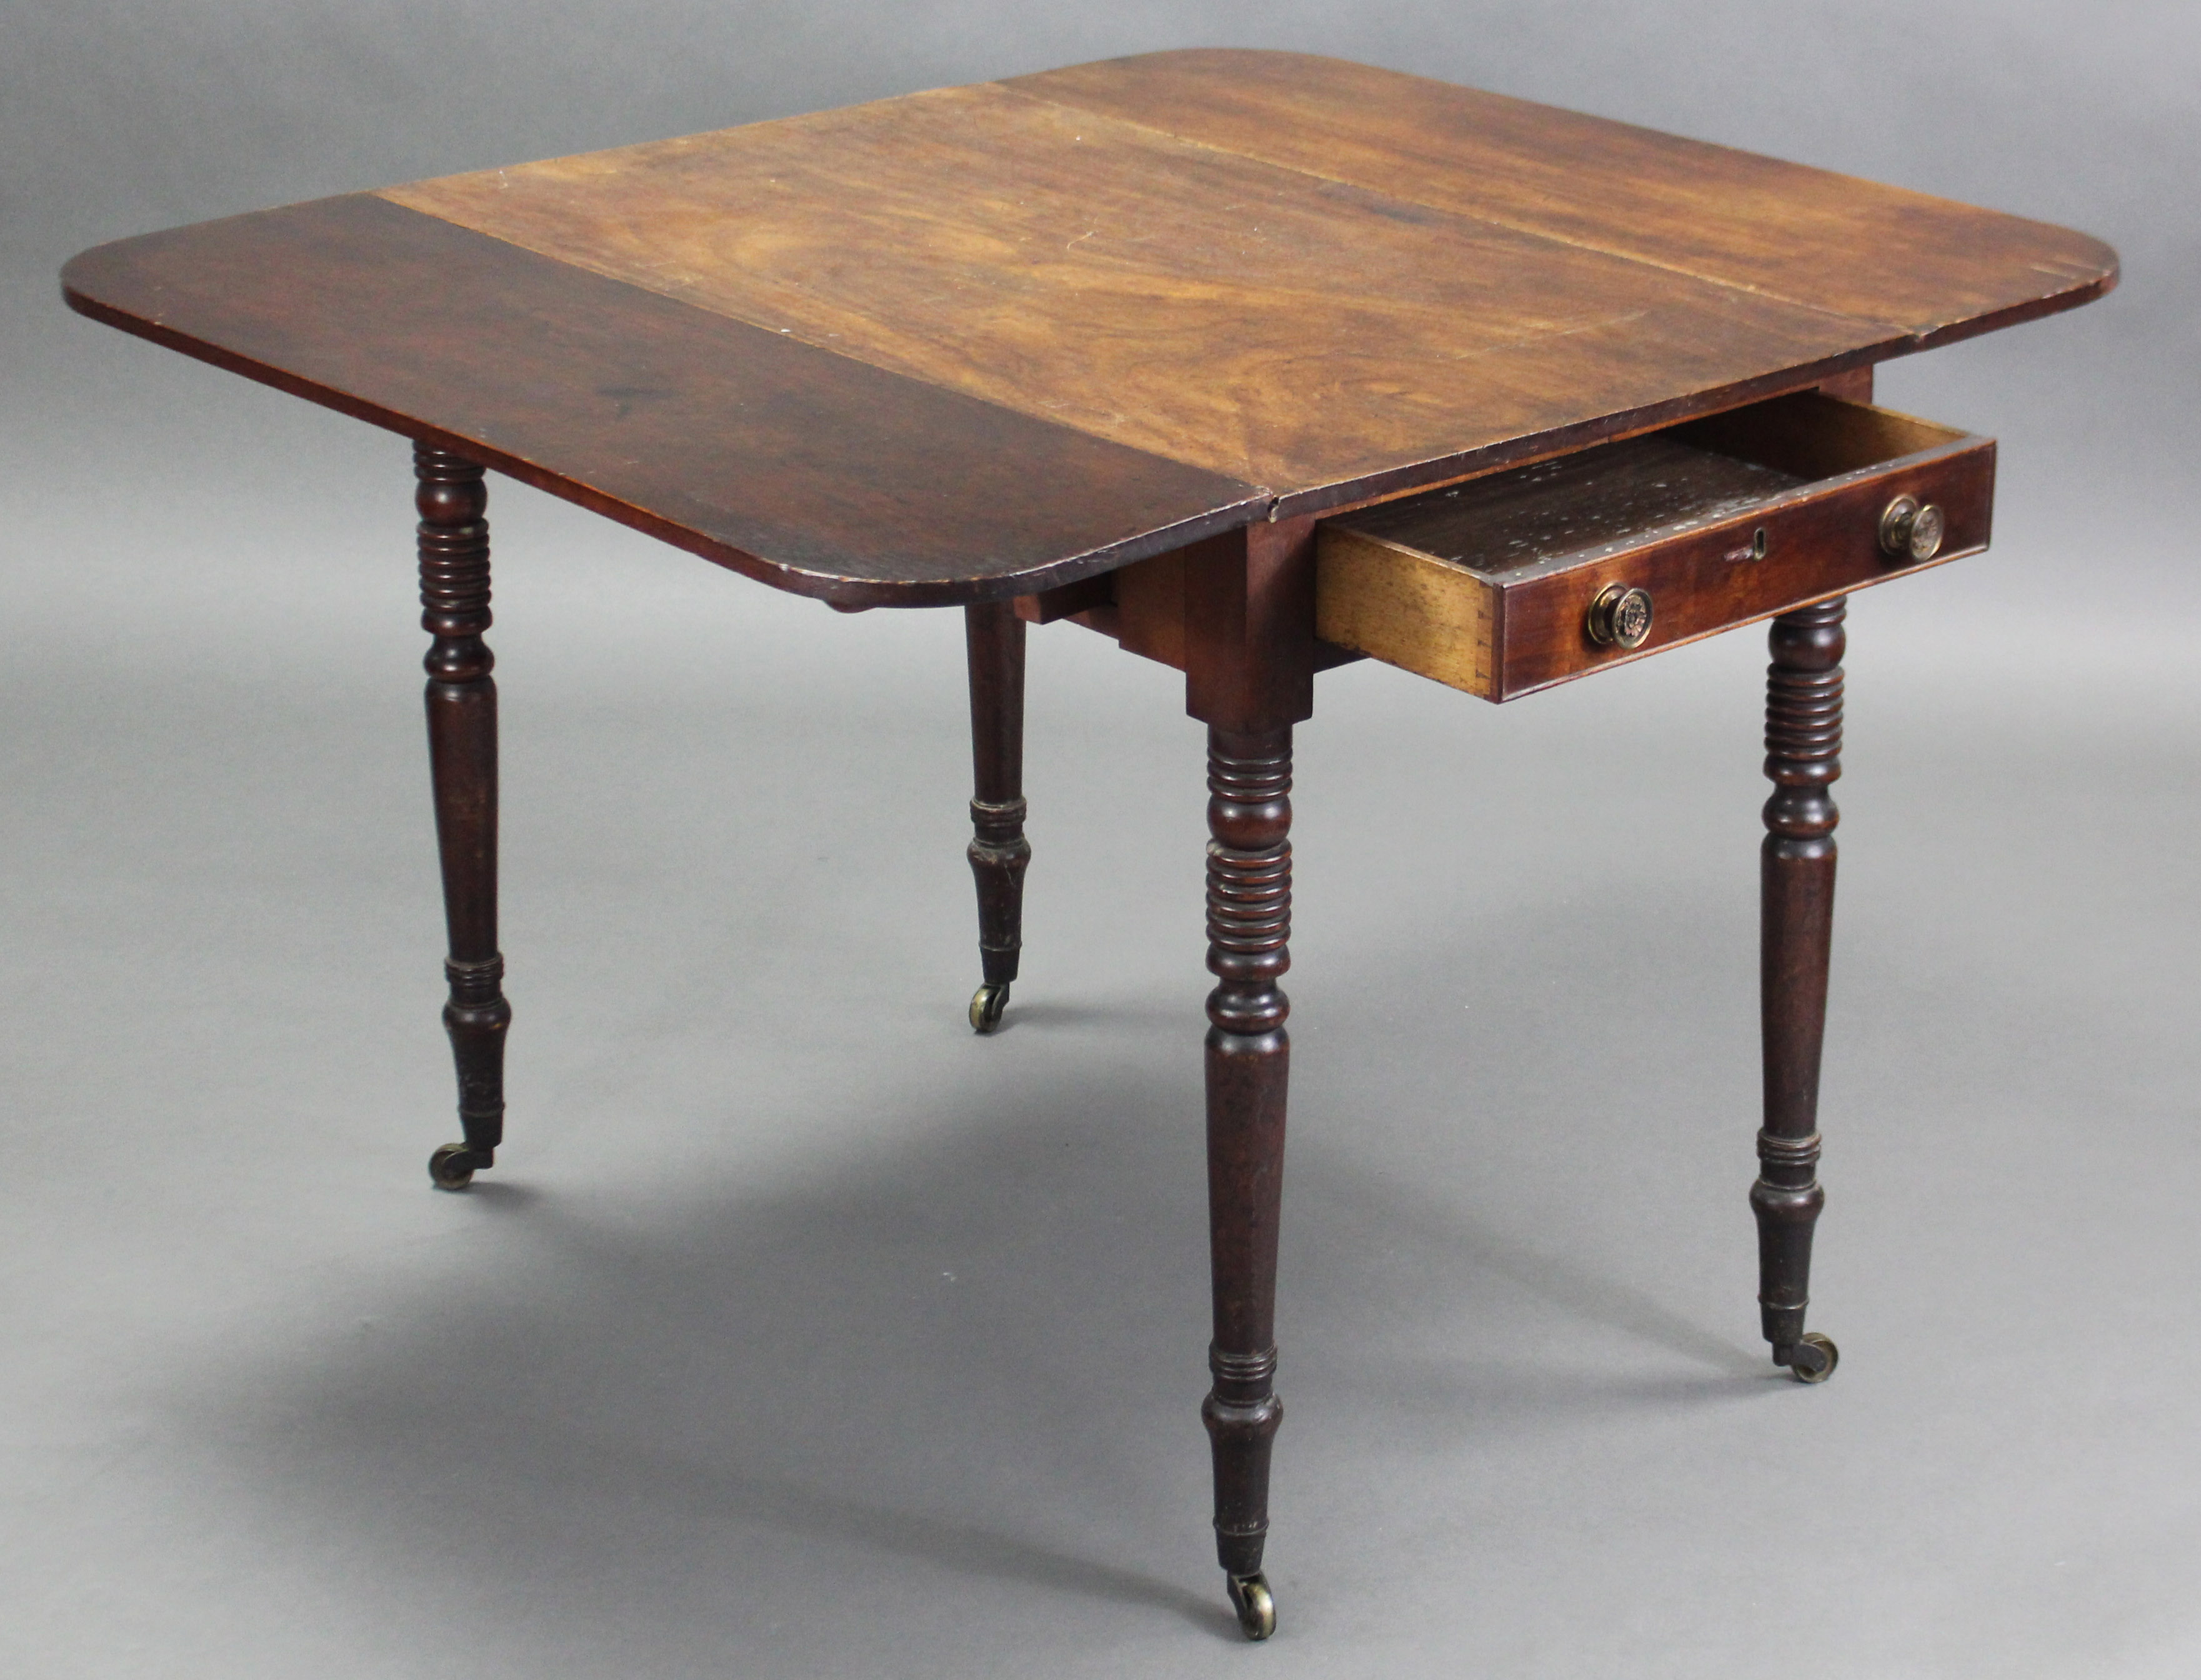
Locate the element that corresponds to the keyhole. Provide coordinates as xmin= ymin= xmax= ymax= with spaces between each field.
xmin=1723 ymin=528 xmax=1770 ymax=564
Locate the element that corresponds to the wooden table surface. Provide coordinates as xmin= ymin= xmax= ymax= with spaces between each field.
xmin=62 ymin=48 xmax=2115 ymax=608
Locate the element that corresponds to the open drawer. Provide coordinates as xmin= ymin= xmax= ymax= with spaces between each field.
xmin=1314 ymin=392 xmax=1995 ymax=701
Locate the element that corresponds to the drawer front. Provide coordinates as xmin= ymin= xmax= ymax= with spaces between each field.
xmin=1314 ymin=395 xmax=1996 ymax=702
xmin=1495 ymin=434 xmax=1994 ymax=698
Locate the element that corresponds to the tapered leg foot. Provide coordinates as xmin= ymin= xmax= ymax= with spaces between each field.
xmin=964 ymin=602 xmax=1029 ymax=1032
xmin=1754 ymin=600 xmax=1845 ymax=1377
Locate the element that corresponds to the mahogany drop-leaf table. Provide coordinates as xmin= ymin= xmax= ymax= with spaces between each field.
xmin=61 ymin=49 xmax=2115 ymax=1642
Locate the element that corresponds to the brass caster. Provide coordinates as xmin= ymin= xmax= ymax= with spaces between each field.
xmin=1226 ymin=1572 xmax=1276 ymax=1641
xmin=428 ymin=1142 xmax=486 ymax=1191
xmin=969 ymin=982 xmax=1010 ymax=1034
xmin=1785 ymin=1331 xmax=1839 ymax=1384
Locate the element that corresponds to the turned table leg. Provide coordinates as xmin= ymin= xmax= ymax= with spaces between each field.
xmin=963 ymin=601 xmax=1029 ymax=1033
xmin=416 ymin=443 xmax=511 ymax=1191
xmin=1202 ymin=725 xmax=1291 ymax=1640
xmin=1754 ymin=598 xmax=1844 ymax=1381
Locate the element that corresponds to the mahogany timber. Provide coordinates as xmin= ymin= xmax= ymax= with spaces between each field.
xmin=1009 ymin=51 xmax=2119 ymax=347
xmin=416 ymin=446 xmax=511 ymax=1168
xmin=1679 ymin=393 xmax=1965 ymax=482
xmin=1013 ymin=550 xmax=1365 ymax=681
xmin=59 ymin=197 xmax=1264 ymax=609
xmin=1755 ymin=601 xmax=1845 ymax=1372
xmin=1315 ymin=394 xmax=1994 ymax=699
xmin=1179 ymin=522 xmax=1312 ymax=1591
xmin=1199 ymin=724 xmax=1294 ymax=1586
xmin=1112 ymin=549 xmax=1191 ymax=672
xmin=384 ymin=81 xmax=1895 ymax=506
xmin=963 ymin=603 xmax=1030 ymax=997
xmin=1012 ymin=574 xmax=1114 ymax=626
xmin=1185 ymin=522 xmax=1321 ymax=733
xmin=62 ymin=52 xmax=2117 ymax=594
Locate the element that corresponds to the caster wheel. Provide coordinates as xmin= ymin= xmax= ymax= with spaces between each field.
xmin=1226 ymin=1572 xmax=1276 ymax=1642
xmin=969 ymin=982 xmax=1009 ymax=1034
xmin=428 ymin=1142 xmax=483 ymax=1191
xmin=1788 ymin=1331 xmax=1839 ymax=1384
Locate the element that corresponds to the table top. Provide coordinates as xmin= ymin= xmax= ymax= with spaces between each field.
xmin=62 ymin=49 xmax=2115 ymax=608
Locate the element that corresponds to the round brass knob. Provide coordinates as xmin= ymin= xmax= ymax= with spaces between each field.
xmin=1878 ymin=496 xmax=1945 ymax=562
xmin=1585 ymin=582 xmax=1653 ymax=649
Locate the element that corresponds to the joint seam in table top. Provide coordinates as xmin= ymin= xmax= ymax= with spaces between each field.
xmin=991 ymin=82 xmax=1909 ymax=338
xmin=384 ymin=78 xmax=1902 ymax=341
xmin=1000 ymin=51 xmax=2117 ymax=348
xmin=376 ymin=82 xmax=1916 ymax=508
xmin=66 ymin=51 xmax=2115 ymax=601
xmin=1011 ymin=95 xmax=2093 ymax=367
xmin=369 ymin=55 xmax=2110 ymax=527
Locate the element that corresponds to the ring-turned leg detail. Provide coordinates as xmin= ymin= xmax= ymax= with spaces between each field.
xmin=1755 ymin=599 xmax=1844 ymax=1376
xmin=964 ymin=601 xmax=1029 ymax=1033
xmin=1201 ymin=726 xmax=1291 ymax=1636
xmin=416 ymin=443 xmax=511 ymax=1188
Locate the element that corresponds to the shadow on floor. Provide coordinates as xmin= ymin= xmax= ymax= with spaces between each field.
xmin=176 ymin=889 xmax=1784 ymax=1670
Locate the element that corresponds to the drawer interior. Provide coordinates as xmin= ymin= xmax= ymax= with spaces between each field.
xmin=1339 ymin=433 xmax=1805 ymax=584
xmin=1337 ymin=396 xmax=1968 ymax=584
xmin=1315 ymin=392 xmax=1994 ymax=701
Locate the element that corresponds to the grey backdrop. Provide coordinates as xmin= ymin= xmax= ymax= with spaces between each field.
xmin=4 ymin=4 xmax=2198 ymax=1676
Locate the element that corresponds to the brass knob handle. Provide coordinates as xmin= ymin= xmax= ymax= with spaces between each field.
xmin=1585 ymin=582 xmax=1653 ymax=649
xmin=1878 ymin=495 xmax=1945 ymax=562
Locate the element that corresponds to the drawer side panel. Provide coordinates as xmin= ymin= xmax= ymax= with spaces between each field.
xmin=1315 ymin=528 xmax=1498 ymax=698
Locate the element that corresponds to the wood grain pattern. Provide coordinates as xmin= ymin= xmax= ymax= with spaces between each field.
xmin=383 ymin=81 xmax=1902 ymax=504
xmin=62 ymin=51 xmax=2113 ymax=595
xmin=61 ymin=196 xmax=1263 ymax=607
xmin=1315 ymin=524 xmax=1497 ymax=697
xmin=1009 ymin=50 xmax=2119 ymax=346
